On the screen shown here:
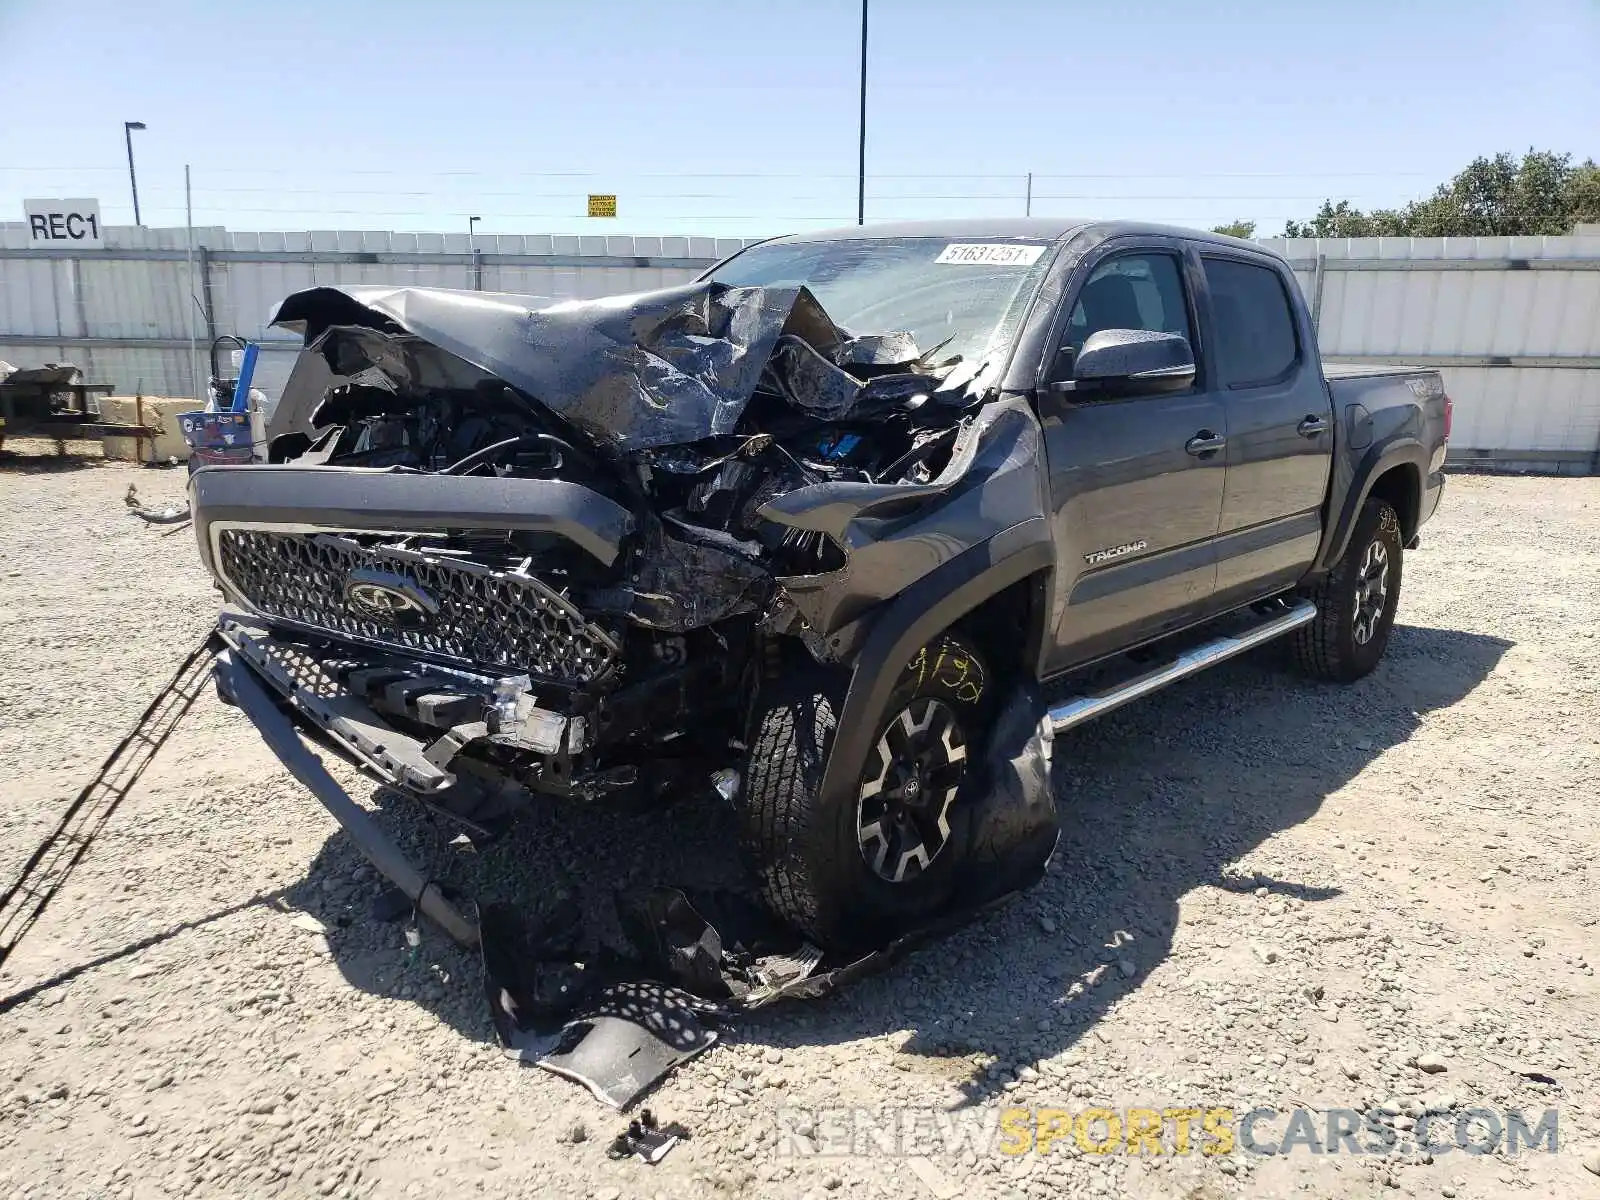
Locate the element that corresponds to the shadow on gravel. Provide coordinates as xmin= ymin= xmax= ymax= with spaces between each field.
xmin=285 ymin=622 xmax=1511 ymax=1101
xmin=0 ymin=888 xmax=290 ymax=1015
xmin=0 ymin=446 xmax=113 ymax=472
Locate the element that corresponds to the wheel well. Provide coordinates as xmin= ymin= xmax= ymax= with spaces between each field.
xmin=952 ymin=571 xmax=1049 ymax=689
xmin=1366 ymin=463 xmax=1421 ymax=542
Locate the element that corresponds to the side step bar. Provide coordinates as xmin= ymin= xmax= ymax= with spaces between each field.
xmin=1048 ymin=600 xmax=1316 ymax=734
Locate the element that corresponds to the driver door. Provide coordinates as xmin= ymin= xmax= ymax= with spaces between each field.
xmin=1038 ymin=241 xmax=1228 ymax=676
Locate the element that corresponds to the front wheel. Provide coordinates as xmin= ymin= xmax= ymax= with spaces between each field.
xmin=1291 ymin=497 xmax=1404 ymax=682
xmin=736 ymin=632 xmax=991 ymax=949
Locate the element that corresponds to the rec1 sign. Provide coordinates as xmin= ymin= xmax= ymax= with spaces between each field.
xmin=24 ymin=199 xmax=105 ymax=249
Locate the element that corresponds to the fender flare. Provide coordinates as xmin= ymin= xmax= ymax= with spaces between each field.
xmin=815 ymin=517 xmax=1055 ymax=826
xmin=1317 ymin=440 xmax=1425 ymax=572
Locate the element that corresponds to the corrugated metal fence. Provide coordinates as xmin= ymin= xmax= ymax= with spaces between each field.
xmin=0 ymin=224 xmax=758 ymax=412
xmin=1266 ymin=234 xmax=1600 ymax=473
xmin=3 ymin=223 xmax=1597 ymax=471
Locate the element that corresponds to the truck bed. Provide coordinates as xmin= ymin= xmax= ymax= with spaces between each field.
xmin=1322 ymin=361 xmax=1446 ymax=414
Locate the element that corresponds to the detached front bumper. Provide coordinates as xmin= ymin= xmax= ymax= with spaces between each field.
xmin=213 ymin=640 xmax=481 ymax=947
xmin=214 ymin=610 xmax=587 ymax=784
xmin=217 ymin=615 xmax=462 ymax=792
xmin=213 ymin=612 xmax=595 ymax=947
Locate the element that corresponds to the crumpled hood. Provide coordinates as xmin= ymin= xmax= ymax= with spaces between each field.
xmin=270 ymin=281 xmax=854 ymax=453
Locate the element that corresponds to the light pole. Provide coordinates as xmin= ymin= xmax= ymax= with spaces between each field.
xmin=124 ymin=121 xmax=147 ymax=225
xmin=468 ymin=215 xmax=481 ymax=248
xmin=856 ymin=0 xmax=868 ymax=225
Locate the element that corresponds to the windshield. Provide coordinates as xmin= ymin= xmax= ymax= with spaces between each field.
xmin=706 ymin=236 xmax=1053 ymax=370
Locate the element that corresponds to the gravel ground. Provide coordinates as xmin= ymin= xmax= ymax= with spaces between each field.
xmin=1 ymin=449 xmax=1597 ymax=1200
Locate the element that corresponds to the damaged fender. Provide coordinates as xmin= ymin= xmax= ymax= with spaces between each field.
xmin=817 ymin=517 xmax=1057 ymax=867
xmin=755 ymin=395 xmax=1052 ymax=643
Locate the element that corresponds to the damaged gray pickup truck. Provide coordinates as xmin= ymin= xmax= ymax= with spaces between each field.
xmin=196 ymin=219 xmax=1449 ymax=953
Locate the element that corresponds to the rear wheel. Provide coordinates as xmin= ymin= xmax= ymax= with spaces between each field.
xmin=737 ymin=632 xmax=990 ymax=949
xmin=1291 ymin=497 xmax=1403 ymax=682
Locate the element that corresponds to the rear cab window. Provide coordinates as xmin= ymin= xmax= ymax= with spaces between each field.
xmin=1201 ymin=257 xmax=1300 ymax=388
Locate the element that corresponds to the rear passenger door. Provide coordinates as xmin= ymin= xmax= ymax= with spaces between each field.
xmin=1198 ymin=251 xmax=1334 ymax=607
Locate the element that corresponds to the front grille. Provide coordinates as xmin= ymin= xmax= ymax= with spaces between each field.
xmin=216 ymin=529 xmax=620 ymax=684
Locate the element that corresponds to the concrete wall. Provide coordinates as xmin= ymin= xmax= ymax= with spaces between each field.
xmin=98 ymin=396 xmax=195 ymax=462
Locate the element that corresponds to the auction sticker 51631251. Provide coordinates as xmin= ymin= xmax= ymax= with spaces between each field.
xmin=933 ymin=243 xmax=1046 ymax=266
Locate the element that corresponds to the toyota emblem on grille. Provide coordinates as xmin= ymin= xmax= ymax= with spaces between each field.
xmin=343 ymin=569 xmax=438 ymax=624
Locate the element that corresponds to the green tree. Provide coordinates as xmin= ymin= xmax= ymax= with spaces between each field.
xmin=1282 ymin=150 xmax=1599 ymax=238
xmin=1282 ymin=200 xmax=1408 ymax=238
xmin=1568 ymin=162 xmax=1600 ymax=226
xmin=1211 ymin=220 xmax=1256 ymax=239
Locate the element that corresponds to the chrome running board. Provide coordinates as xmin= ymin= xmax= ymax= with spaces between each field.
xmin=1047 ymin=600 xmax=1317 ymax=733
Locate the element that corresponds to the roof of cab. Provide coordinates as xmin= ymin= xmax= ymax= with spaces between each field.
xmin=759 ymin=217 xmax=1269 ymax=255
xmin=761 ymin=217 xmax=1090 ymax=244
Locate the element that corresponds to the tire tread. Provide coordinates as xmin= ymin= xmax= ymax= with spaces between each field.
xmin=741 ymin=677 xmax=835 ymax=939
xmin=738 ymin=633 xmax=983 ymax=944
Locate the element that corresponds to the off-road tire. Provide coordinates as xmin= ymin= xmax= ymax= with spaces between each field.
xmin=738 ymin=632 xmax=991 ymax=950
xmin=1291 ymin=498 xmax=1404 ymax=683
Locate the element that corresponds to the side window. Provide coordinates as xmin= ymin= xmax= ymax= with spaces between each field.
xmin=1063 ymin=253 xmax=1193 ymax=360
xmin=1201 ymin=257 xmax=1299 ymax=387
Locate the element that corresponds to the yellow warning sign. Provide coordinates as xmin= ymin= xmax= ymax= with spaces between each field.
xmin=586 ymin=194 xmax=618 ymax=218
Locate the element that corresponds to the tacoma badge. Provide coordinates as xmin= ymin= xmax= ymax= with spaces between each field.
xmin=1084 ymin=540 xmax=1148 ymax=566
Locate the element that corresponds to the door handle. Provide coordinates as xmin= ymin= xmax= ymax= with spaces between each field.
xmin=1185 ymin=430 xmax=1226 ymax=456
xmin=1297 ymin=415 xmax=1328 ymax=437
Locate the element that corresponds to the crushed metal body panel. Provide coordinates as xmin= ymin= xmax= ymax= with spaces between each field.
xmin=269 ymin=282 xmax=864 ymax=453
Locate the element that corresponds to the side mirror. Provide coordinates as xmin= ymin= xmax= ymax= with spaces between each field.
xmin=1055 ymin=329 xmax=1195 ymax=397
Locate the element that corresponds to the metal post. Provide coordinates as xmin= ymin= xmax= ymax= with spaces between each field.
xmin=68 ymin=257 xmax=89 ymax=409
xmin=468 ymin=216 xmax=482 ymax=291
xmin=856 ymin=0 xmax=868 ymax=225
xmin=185 ymin=165 xmax=200 ymax=404
xmin=1025 ymin=172 xmax=1033 ymax=217
xmin=198 ymin=245 xmax=217 ymax=358
xmin=1310 ymin=252 xmax=1327 ymax=336
xmin=123 ymin=121 xmax=146 ymax=226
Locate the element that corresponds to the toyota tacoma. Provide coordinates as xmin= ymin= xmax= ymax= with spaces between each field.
xmin=196 ymin=219 xmax=1450 ymax=952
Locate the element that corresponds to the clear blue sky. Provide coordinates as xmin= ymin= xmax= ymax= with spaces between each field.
xmin=1 ymin=0 xmax=1595 ymax=238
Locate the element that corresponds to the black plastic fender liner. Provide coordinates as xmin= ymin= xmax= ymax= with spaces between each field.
xmin=814 ymin=517 xmax=1055 ymax=859
xmin=946 ymin=678 xmax=1058 ymax=906
xmin=188 ymin=463 xmax=636 ymax=573
xmin=214 ymin=648 xmax=481 ymax=948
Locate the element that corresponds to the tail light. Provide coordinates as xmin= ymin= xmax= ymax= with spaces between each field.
xmin=1443 ymin=393 xmax=1454 ymax=442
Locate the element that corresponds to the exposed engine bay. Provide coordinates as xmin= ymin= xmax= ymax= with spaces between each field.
xmin=273 ymin=309 xmax=968 ymax=623
xmin=195 ymin=278 xmax=1049 ymax=821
